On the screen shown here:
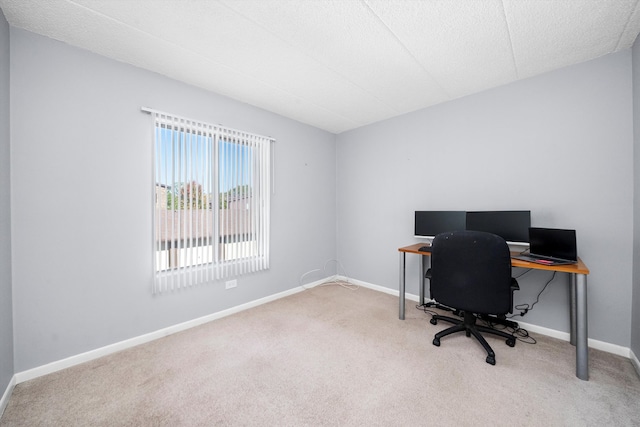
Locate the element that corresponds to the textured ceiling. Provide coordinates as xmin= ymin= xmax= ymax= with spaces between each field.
xmin=2 ymin=0 xmax=640 ymax=134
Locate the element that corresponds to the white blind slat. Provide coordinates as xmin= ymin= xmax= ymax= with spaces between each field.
xmin=151 ymin=109 xmax=272 ymax=293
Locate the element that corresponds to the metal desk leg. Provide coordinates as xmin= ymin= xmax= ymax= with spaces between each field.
xmin=399 ymin=252 xmax=406 ymax=320
xmin=570 ymin=274 xmax=577 ymax=346
xmin=576 ymin=273 xmax=589 ymax=380
xmin=419 ymin=255 xmax=426 ymax=306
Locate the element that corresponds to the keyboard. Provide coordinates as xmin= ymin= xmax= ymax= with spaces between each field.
xmin=418 ymin=246 xmax=432 ymax=252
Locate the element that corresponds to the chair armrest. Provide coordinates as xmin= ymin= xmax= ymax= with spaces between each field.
xmin=425 ymin=268 xmax=432 ymax=279
xmin=511 ymin=278 xmax=519 ymax=291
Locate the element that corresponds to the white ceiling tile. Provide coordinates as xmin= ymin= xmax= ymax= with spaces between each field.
xmin=189 ymin=69 xmax=362 ymax=134
xmin=617 ymin=4 xmax=640 ymax=49
xmin=366 ymin=0 xmax=518 ymax=98
xmin=1 ymin=0 xmax=639 ymax=133
xmin=504 ymin=0 xmax=640 ymax=79
xmin=219 ymin=0 xmax=450 ymax=114
xmin=61 ymin=0 xmax=397 ymax=127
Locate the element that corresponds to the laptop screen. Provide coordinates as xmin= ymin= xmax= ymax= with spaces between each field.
xmin=529 ymin=227 xmax=577 ymax=261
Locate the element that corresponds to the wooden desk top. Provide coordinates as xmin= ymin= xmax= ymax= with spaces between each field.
xmin=398 ymin=243 xmax=434 ymax=255
xmin=399 ymin=243 xmax=589 ymax=275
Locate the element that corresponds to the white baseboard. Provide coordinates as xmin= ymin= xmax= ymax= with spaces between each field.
xmin=343 ymin=276 xmax=634 ymax=360
xmin=515 ymin=321 xmax=632 ymax=358
xmin=0 ymin=375 xmax=16 ymax=418
xmin=340 ymin=276 xmax=400 ymax=296
xmin=11 ymin=274 xmax=637 ymax=385
xmin=15 ymin=278 xmax=330 ymax=384
xmin=631 ymin=349 xmax=640 ymax=377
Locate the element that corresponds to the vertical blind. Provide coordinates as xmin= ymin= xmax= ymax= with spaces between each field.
xmin=146 ymin=108 xmax=272 ymax=294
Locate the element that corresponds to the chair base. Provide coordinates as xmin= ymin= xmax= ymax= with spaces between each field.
xmin=430 ymin=312 xmax=516 ymax=365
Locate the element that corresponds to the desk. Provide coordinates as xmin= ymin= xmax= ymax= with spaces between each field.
xmin=398 ymin=243 xmax=591 ymax=380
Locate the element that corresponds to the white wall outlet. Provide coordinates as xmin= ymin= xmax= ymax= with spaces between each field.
xmin=225 ymin=279 xmax=237 ymax=289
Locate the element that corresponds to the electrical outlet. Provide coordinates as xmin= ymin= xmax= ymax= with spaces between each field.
xmin=225 ymin=279 xmax=237 ymax=289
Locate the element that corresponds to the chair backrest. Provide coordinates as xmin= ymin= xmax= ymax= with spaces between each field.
xmin=430 ymin=230 xmax=513 ymax=315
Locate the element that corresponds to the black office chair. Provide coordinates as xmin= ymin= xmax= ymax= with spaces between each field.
xmin=426 ymin=230 xmax=519 ymax=365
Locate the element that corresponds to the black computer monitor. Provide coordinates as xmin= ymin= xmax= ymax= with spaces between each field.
xmin=465 ymin=210 xmax=531 ymax=245
xmin=414 ymin=211 xmax=466 ymax=239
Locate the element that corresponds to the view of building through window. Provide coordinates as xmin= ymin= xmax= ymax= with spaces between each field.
xmin=151 ymin=111 xmax=271 ymax=291
xmin=155 ymin=135 xmax=258 ymax=270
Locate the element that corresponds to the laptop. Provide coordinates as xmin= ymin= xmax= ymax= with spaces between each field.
xmin=513 ymin=227 xmax=578 ymax=265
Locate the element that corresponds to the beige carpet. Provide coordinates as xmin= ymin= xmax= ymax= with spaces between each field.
xmin=1 ymin=284 xmax=639 ymax=426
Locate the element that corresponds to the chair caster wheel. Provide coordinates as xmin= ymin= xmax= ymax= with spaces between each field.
xmin=506 ymin=338 xmax=516 ymax=347
xmin=486 ymin=356 xmax=496 ymax=365
xmin=433 ymin=338 xmax=440 ymax=346
xmin=430 ymin=318 xmax=437 ymax=325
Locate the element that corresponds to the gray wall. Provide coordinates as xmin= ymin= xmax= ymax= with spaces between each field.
xmin=336 ymin=51 xmax=634 ymax=347
xmin=5 ymin=22 xmax=639 ymax=374
xmin=632 ymin=37 xmax=640 ymax=361
xmin=10 ymin=28 xmax=337 ymax=372
xmin=0 ymin=8 xmax=14 ymax=395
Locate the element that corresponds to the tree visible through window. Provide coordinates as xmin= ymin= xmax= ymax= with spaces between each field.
xmin=150 ymin=110 xmax=271 ymax=292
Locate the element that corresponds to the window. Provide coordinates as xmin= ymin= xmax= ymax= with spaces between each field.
xmin=149 ymin=109 xmax=272 ymax=293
